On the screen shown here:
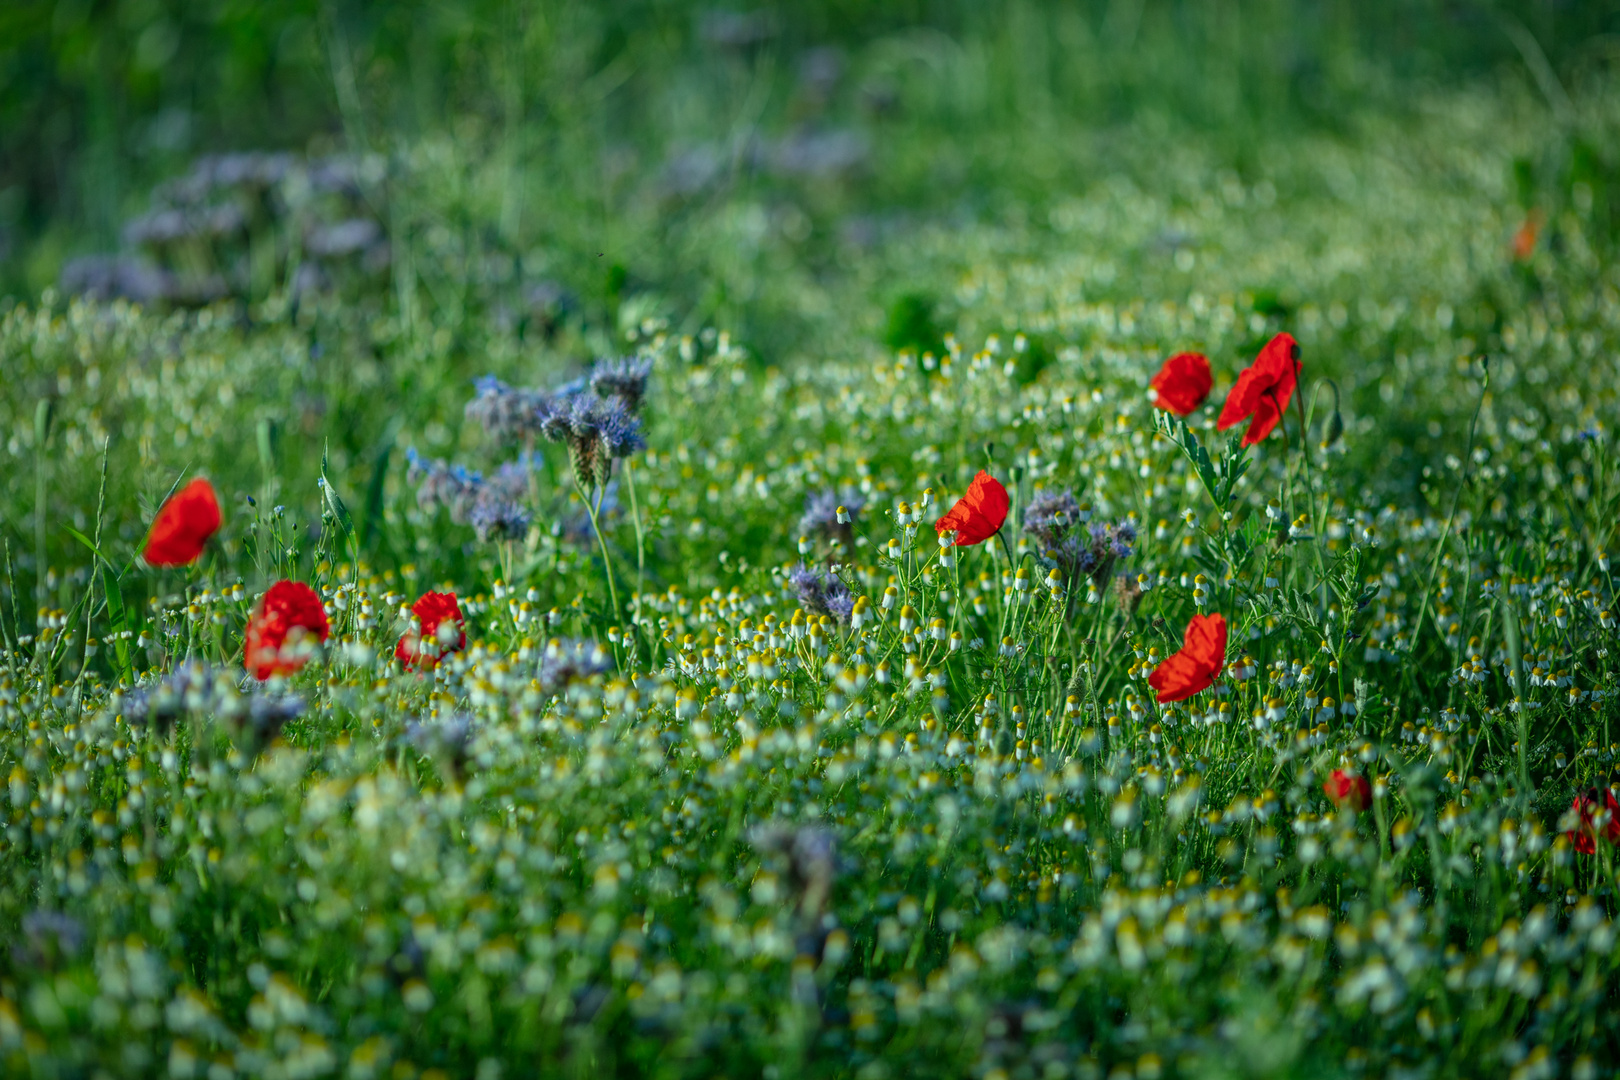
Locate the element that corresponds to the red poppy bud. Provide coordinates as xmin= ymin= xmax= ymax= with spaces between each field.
xmin=244 ymin=580 xmax=331 ymax=680
xmin=143 ymin=478 xmax=222 ymax=567
xmin=1512 ymin=210 xmax=1541 ymax=262
xmin=1217 ymin=333 xmax=1301 ymax=447
xmin=1149 ymin=352 xmax=1212 ymax=415
xmin=396 ymin=591 xmax=466 ymax=670
xmin=1323 ymin=768 xmax=1373 ymax=812
xmin=934 ymin=471 xmax=1009 ymax=547
xmin=1148 ymin=613 xmax=1227 ymax=703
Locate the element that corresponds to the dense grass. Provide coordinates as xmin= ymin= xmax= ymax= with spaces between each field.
xmin=5 ymin=2 xmax=1620 ymax=1077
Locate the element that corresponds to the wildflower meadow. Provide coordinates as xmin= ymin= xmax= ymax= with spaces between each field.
xmin=4 ymin=2 xmax=1620 ymax=1077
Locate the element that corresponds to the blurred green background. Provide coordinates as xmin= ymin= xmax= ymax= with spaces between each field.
xmin=3 ymin=0 xmax=1620 ymax=356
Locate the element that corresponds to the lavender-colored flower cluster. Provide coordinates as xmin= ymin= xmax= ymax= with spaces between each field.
xmin=1022 ymin=488 xmax=1134 ymax=586
xmin=798 ymin=487 xmax=863 ymax=548
xmin=488 ymin=458 xmax=537 ymax=502
xmin=589 ymin=356 xmax=654 ymax=415
xmin=1041 ymin=535 xmax=1100 ymax=581
xmin=1091 ymin=519 xmax=1136 ymax=560
xmin=406 ymin=714 xmax=475 ymax=778
xmin=1022 ymin=488 xmax=1082 ymax=549
xmin=749 ymin=823 xmax=839 ymax=921
xmin=787 ymin=563 xmax=855 ymax=622
xmin=541 ymin=391 xmax=646 ymax=489
xmin=465 ymin=376 xmax=551 ymax=445
xmin=468 ymin=496 xmax=533 ymax=543
xmin=61 ymin=151 xmax=389 ymax=306
xmin=13 ymin=910 xmax=85 ymax=969
xmin=1043 ymin=519 xmax=1136 ymax=585
xmin=537 ymin=637 xmax=615 ymax=693
xmin=413 ymin=357 xmax=652 ymax=543
xmin=407 ymin=449 xmax=532 ymax=542
xmin=116 ymin=662 xmax=304 ymax=746
xmin=407 ymin=449 xmax=483 ymax=520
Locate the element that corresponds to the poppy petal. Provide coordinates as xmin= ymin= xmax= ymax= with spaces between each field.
xmin=1149 ymin=613 xmax=1227 ymax=703
xmin=1216 ymin=364 xmax=1266 ymax=432
xmin=144 ymin=478 xmax=223 ymax=567
xmin=1218 ymin=333 xmax=1301 ymax=446
xmin=1148 ymin=651 xmax=1211 ymax=703
xmin=1243 ymin=394 xmax=1283 ymax=446
xmin=934 ymin=471 xmax=1009 ymax=546
xmin=1184 ymin=613 xmax=1228 ymax=671
xmin=398 ymin=591 xmax=466 ymax=670
xmin=245 ymin=580 xmax=330 ymax=679
xmin=1149 ymin=352 xmax=1212 ymax=415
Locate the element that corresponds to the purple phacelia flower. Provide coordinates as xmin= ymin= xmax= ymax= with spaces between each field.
xmin=541 ymin=392 xmax=646 ymax=488
xmin=468 ymin=494 xmax=531 ymax=543
xmin=406 ymin=448 xmax=483 ymax=522
xmin=538 ymin=637 xmax=615 ymax=692
xmin=1022 ymin=489 xmax=1082 ymax=549
xmin=799 ymin=487 xmax=863 ymax=549
xmin=465 ymin=376 xmax=551 ymax=445
xmin=1091 ymin=520 xmax=1136 ymax=561
xmin=788 ymin=563 xmax=855 ymax=623
xmin=589 ymin=356 xmax=654 ymax=415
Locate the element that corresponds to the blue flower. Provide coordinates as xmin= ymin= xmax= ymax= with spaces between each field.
xmin=489 ymin=455 xmax=538 ymax=502
xmin=116 ymin=661 xmax=303 ymax=746
xmin=406 ymin=448 xmax=483 ymax=521
xmin=1023 ymin=489 xmax=1082 ymax=548
xmin=589 ymin=356 xmax=654 ymax=415
xmin=465 ymin=376 xmax=550 ymax=445
xmin=538 ymin=637 xmax=615 ymax=692
xmin=14 ymin=910 xmax=84 ymax=969
xmin=1091 ymin=520 xmax=1136 ymax=560
xmin=799 ymin=487 xmax=864 ymax=546
xmin=406 ymin=714 xmax=474 ymax=777
xmin=1038 ymin=534 xmax=1099 ymax=580
xmin=788 ymin=563 xmax=855 ymax=623
xmin=409 ymin=449 xmax=531 ymax=542
xmin=541 ymin=391 xmax=646 ymax=487
xmin=468 ymin=493 xmax=531 ymax=543
xmin=1030 ymin=511 xmax=1132 ymax=587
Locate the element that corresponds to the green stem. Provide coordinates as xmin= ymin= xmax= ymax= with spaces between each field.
xmin=34 ymin=399 xmax=51 ymax=609
xmin=625 ymin=458 xmax=647 ymax=595
xmin=1410 ymin=364 xmax=1489 ymax=665
xmin=580 ymin=480 xmax=621 ymax=621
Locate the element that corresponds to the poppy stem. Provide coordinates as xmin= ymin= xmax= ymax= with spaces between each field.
xmin=1265 ymin=387 xmax=1288 ymax=456
xmin=994 ymin=527 xmax=1015 ymax=572
xmin=1292 ymin=381 xmax=1312 ymax=472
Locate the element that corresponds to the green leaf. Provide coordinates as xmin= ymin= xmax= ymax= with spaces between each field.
xmin=64 ymin=526 xmax=113 ymax=565
xmin=320 ymin=442 xmax=355 ymax=540
xmin=66 ymin=526 xmax=133 ymax=681
xmin=101 ymin=564 xmax=132 ymax=681
xmin=363 ymin=416 xmax=404 ymax=548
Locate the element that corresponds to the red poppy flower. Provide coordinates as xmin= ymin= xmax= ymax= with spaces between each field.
xmin=1148 ymin=613 xmax=1227 ymax=703
xmin=934 ymin=471 xmax=1010 ymax=547
xmin=143 ymin=478 xmax=222 ymax=567
xmin=1567 ymin=788 xmax=1620 ymax=855
xmin=1149 ymin=352 xmax=1212 ymax=415
xmin=243 ymin=581 xmax=331 ymax=680
xmin=1512 ymin=211 xmax=1541 ymax=262
xmin=396 ymin=591 xmax=466 ymax=670
xmin=1217 ymin=333 xmax=1301 ymax=447
xmin=1323 ymin=768 xmax=1373 ymax=812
